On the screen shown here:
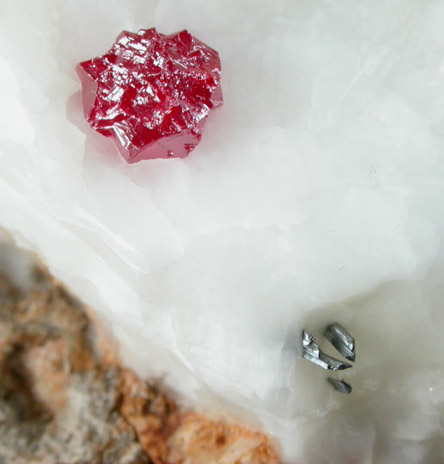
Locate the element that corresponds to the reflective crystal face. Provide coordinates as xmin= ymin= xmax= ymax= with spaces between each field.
xmin=77 ymin=28 xmax=223 ymax=163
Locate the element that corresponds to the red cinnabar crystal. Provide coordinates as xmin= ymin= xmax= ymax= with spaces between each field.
xmin=77 ymin=28 xmax=223 ymax=163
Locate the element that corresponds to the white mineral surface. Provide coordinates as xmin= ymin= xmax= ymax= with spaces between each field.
xmin=1 ymin=1 xmax=444 ymax=462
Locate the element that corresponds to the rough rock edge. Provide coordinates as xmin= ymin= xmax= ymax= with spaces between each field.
xmin=0 ymin=261 xmax=281 ymax=464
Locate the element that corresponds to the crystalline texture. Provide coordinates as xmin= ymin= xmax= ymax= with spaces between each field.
xmin=324 ymin=323 xmax=356 ymax=362
xmin=302 ymin=330 xmax=352 ymax=371
xmin=3 ymin=1 xmax=444 ymax=462
xmin=77 ymin=28 xmax=223 ymax=163
xmin=327 ymin=378 xmax=352 ymax=394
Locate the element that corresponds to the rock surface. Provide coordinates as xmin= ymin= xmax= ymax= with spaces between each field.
xmin=2 ymin=1 xmax=444 ymax=462
xmin=0 ymin=245 xmax=279 ymax=464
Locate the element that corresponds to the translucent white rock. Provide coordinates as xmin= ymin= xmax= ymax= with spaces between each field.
xmin=1 ymin=0 xmax=444 ymax=462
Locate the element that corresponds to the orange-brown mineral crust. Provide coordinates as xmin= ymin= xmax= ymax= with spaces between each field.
xmin=0 ymin=261 xmax=280 ymax=464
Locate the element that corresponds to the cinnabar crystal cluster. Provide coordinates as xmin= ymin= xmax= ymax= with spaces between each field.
xmin=77 ymin=28 xmax=223 ymax=163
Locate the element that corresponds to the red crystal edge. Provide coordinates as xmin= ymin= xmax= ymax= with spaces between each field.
xmin=77 ymin=28 xmax=223 ymax=163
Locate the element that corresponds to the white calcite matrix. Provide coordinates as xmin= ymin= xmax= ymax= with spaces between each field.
xmin=1 ymin=1 xmax=444 ymax=462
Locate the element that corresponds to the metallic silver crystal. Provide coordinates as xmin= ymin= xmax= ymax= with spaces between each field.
xmin=302 ymin=330 xmax=353 ymax=371
xmin=324 ymin=323 xmax=356 ymax=361
xmin=327 ymin=377 xmax=352 ymax=394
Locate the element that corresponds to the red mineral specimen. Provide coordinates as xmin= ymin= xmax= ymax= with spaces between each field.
xmin=77 ymin=28 xmax=223 ymax=163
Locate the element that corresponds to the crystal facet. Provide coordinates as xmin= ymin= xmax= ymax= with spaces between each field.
xmin=77 ymin=28 xmax=223 ymax=163
xmin=302 ymin=330 xmax=353 ymax=371
xmin=327 ymin=378 xmax=352 ymax=394
xmin=324 ymin=323 xmax=356 ymax=362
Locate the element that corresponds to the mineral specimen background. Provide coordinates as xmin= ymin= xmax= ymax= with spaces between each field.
xmin=1 ymin=1 xmax=444 ymax=463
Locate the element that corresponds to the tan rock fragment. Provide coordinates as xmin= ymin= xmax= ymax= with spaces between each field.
xmin=0 ymin=253 xmax=281 ymax=464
